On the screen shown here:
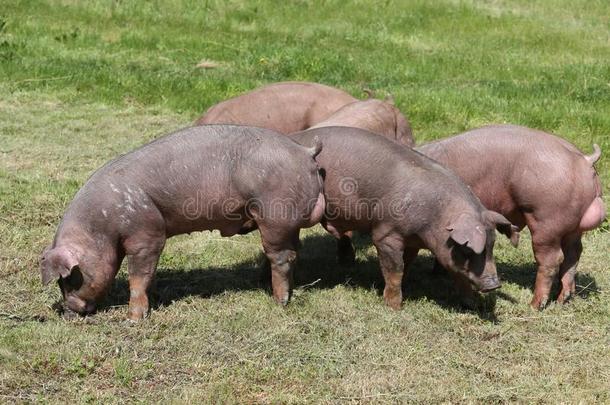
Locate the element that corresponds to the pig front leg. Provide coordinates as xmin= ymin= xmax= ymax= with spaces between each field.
xmin=557 ymin=235 xmax=583 ymax=304
xmin=374 ymin=234 xmax=407 ymax=310
xmin=266 ymin=250 xmax=297 ymax=306
xmin=125 ymin=240 xmax=165 ymax=321
xmin=259 ymin=227 xmax=299 ymax=306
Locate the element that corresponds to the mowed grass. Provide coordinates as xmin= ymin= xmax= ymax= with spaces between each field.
xmin=1 ymin=0 xmax=609 ymax=402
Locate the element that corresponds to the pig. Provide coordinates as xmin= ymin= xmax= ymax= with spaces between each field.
xmin=310 ymin=99 xmax=415 ymax=147
xmin=40 ymin=125 xmax=326 ymax=321
xmin=416 ymin=124 xmax=606 ymax=309
xmin=290 ymin=127 xmax=517 ymax=309
xmin=195 ymin=81 xmax=357 ymax=133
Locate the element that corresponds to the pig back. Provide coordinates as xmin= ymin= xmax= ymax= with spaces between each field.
xmin=76 ymin=126 xmax=317 ymax=230
xmin=196 ymin=82 xmax=357 ymax=133
xmin=291 ymin=126 xmax=477 ymax=229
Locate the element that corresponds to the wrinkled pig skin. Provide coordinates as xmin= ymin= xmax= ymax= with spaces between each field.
xmin=416 ymin=124 xmax=606 ymax=309
xmin=195 ymin=81 xmax=357 ymax=133
xmin=310 ymin=99 xmax=415 ymax=147
xmin=40 ymin=125 xmax=326 ymax=321
xmin=291 ymin=127 xmax=517 ymax=310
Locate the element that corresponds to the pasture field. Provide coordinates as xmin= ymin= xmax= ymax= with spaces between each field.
xmin=1 ymin=0 xmax=609 ymax=402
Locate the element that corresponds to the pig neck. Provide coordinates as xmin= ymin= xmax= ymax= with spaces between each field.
xmin=52 ymin=213 xmax=113 ymax=263
xmin=416 ymin=200 xmax=480 ymax=254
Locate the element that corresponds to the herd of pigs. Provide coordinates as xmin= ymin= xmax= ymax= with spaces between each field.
xmin=40 ymin=81 xmax=606 ymax=321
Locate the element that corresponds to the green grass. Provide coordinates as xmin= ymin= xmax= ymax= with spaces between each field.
xmin=1 ymin=0 xmax=609 ymax=402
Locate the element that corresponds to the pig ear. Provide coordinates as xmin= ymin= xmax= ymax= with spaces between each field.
xmin=585 ymin=144 xmax=601 ymax=166
xmin=306 ymin=136 xmax=323 ymax=159
xmin=447 ymin=213 xmax=486 ymax=254
xmin=40 ymin=246 xmax=79 ymax=286
xmin=484 ymin=210 xmax=520 ymax=247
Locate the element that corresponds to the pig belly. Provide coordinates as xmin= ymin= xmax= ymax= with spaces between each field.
xmin=579 ymin=197 xmax=606 ymax=232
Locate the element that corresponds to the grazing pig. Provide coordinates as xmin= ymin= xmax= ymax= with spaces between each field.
xmin=310 ymin=99 xmax=415 ymax=146
xmin=416 ymin=125 xmax=606 ymax=308
xmin=40 ymin=125 xmax=325 ymax=321
xmin=195 ymin=81 xmax=357 ymax=133
xmin=291 ymin=127 xmax=515 ymax=309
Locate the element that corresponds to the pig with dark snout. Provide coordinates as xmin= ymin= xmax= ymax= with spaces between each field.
xmin=416 ymin=125 xmax=606 ymax=309
xmin=40 ymin=125 xmax=326 ymax=321
xmin=195 ymin=81 xmax=357 ymax=133
xmin=310 ymin=99 xmax=415 ymax=147
xmin=291 ymin=127 xmax=515 ymax=309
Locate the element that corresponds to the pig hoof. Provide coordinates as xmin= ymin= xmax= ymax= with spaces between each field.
xmin=62 ymin=308 xmax=79 ymax=320
xmin=127 ymin=306 xmax=148 ymax=321
xmin=386 ymin=302 xmax=402 ymax=311
xmin=84 ymin=316 xmax=98 ymax=325
xmin=557 ymin=290 xmax=572 ymax=305
xmin=530 ymin=296 xmax=548 ymax=310
xmin=539 ymin=297 xmax=549 ymax=309
xmin=384 ymin=297 xmax=402 ymax=310
xmin=274 ymin=296 xmax=290 ymax=306
xmin=122 ymin=319 xmax=138 ymax=327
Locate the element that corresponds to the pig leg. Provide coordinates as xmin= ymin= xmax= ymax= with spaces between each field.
xmin=402 ymin=248 xmax=419 ymax=274
xmin=557 ymin=235 xmax=583 ymax=304
xmin=126 ymin=241 xmax=165 ymax=321
xmin=259 ymin=226 xmax=299 ymax=306
xmin=530 ymin=239 xmax=564 ymax=310
xmin=374 ymin=234 xmax=406 ymax=310
xmin=322 ymin=220 xmax=355 ymax=266
xmin=337 ymin=231 xmax=355 ymax=267
xmin=401 ymin=247 xmax=419 ymax=291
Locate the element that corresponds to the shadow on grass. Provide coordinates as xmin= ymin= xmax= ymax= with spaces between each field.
xmin=93 ymin=232 xmax=599 ymax=321
xmin=495 ymin=260 xmax=600 ymax=302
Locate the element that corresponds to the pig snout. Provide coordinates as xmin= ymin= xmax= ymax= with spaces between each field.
xmin=59 ymin=278 xmax=98 ymax=316
xmin=465 ymin=263 xmax=501 ymax=292
xmin=64 ymin=293 xmax=96 ymax=315
xmin=579 ymin=197 xmax=606 ymax=232
xmin=476 ymin=274 xmax=502 ymax=293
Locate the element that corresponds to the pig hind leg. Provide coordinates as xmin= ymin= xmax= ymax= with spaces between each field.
xmin=258 ymin=224 xmax=300 ymax=306
xmin=530 ymin=237 xmax=564 ymax=310
xmin=321 ymin=220 xmax=355 ymax=266
xmin=337 ymin=232 xmax=355 ymax=267
xmin=557 ymin=235 xmax=583 ymax=304
xmin=527 ymin=212 xmax=575 ymax=309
